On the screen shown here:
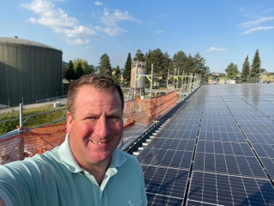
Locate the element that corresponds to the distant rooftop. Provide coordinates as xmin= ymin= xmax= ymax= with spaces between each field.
xmin=0 ymin=36 xmax=61 ymax=51
xmin=209 ymin=72 xmax=226 ymax=76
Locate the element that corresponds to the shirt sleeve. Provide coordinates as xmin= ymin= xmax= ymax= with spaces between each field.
xmin=138 ymin=162 xmax=148 ymax=206
xmin=0 ymin=188 xmax=13 ymax=206
xmin=0 ymin=160 xmax=43 ymax=206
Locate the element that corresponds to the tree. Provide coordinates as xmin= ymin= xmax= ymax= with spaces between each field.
xmin=241 ymin=55 xmax=250 ymax=83
xmin=250 ymin=49 xmax=261 ymax=83
xmin=193 ymin=53 xmax=206 ymax=67
xmin=73 ymin=58 xmax=90 ymax=75
xmin=75 ymin=62 xmax=84 ymax=79
xmin=145 ymin=48 xmax=167 ymax=86
xmin=113 ymin=66 xmax=121 ymax=84
xmin=184 ymin=54 xmax=195 ymax=73
xmin=193 ymin=52 xmax=207 ymax=74
xmin=87 ymin=64 xmax=95 ymax=74
xmin=65 ymin=60 xmax=75 ymax=81
xmin=99 ymin=54 xmax=112 ymax=76
xmin=172 ymin=51 xmax=187 ymax=75
xmin=225 ymin=63 xmax=239 ymax=79
xmin=123 ymin=53 xmax=132 ymax=86
xmin=162 ymin=52 xmax=171 ymax=81
xmin=63 ymin=64 xmax=68 ymax=79
xmin=133 ymin=49 xmax=145 ymax=61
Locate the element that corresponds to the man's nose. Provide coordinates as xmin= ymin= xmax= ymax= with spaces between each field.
xmin=95 ymin=116 xmax=110 ymax=138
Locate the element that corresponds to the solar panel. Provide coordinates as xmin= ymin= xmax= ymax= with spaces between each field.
xmin=138 ymin=147 xmax=193 ymax=169
xmin=187 ymin=172 xmax=274 ymax=205
xmin=142 ymin=165 xmax=189 ymax=205
xmin=202 ymin=119 xmax=236 ymax=126
xmin=259 ymin=158 xmax=274 ymax=179
xmin=196 ymin=141 xmax=254 ymax=156
xmin=146 ymin=138 xmax=195 ymax=151
xmin=135 ymin=84 xmax=274 ymax=205
xmin=253 ymin=144 xmax=274 ymax=158
xmin=235 ymin=116 xmax=274 ymax=127
xmin=199 ymin=130 xmax=246 ymax=142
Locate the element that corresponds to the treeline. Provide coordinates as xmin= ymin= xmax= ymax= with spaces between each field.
xmin=63 ymin=48 xmax=210 ymax=86
xmin=225 ymin=49 xmax=262 ymax=83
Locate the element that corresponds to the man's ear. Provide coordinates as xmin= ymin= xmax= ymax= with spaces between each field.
xmin=66 ymin=111 xmax=73 ymax=133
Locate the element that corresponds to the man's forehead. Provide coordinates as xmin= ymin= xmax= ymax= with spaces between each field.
xmin=76 ymin=86 xmax=121 ymax=105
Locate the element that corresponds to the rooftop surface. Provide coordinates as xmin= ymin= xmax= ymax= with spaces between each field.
xmin=0 ymin=37 xmax=60 ymax=51
xmin=135 ymin=83 xmax=274 ymax=205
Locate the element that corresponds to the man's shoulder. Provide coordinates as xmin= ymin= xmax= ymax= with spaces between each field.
xmin=116 ymin=149 xmax=137 ymax=160
xmin=32 ymin=147 xmax=65 ymax=171
xmin=7 ymin=147 xmax=63 ymax=174
xmin=115 ymin=149 xmax=141 ymax=168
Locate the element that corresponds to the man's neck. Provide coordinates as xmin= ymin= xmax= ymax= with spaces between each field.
xmin=85 ymin=158 xmax=111 ymax=186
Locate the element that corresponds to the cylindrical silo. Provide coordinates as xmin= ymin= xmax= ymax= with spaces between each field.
xmin=0 ymin=37 xmax=63 ymax=107
xmin=130 ymin=61 xmax=146 ymax=89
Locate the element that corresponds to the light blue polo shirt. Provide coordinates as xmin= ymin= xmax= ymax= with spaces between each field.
xmin=0 ymin=135 xmax=147 ymax=206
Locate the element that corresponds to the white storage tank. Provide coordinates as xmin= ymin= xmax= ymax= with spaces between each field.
xmin=130 ymin=61 xmax=146 ymax=89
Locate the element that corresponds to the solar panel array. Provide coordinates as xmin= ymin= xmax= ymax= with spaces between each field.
xmin=136 ymin=84 xmax=274 ymax=206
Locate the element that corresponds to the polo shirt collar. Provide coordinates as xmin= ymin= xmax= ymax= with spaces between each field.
xmin=58 ymin=134 xmax=126 ymax=173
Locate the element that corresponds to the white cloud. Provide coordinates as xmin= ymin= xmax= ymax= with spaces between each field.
xmin=94 ymin=7 xmax=140 ymax=36
xmin=155 ymin=30 xmax=164 ymax=34
xmin=21 ymin=0 xmax=101 ymax=45
xmin=66 ymin=38 xmax=90 ymax=45
xmin=95 ymin=1 xmax=103 ymax=6
xmin=207 ymin=47 xmax=229 ymax=52
xmin=95 ymin=26 xmax=127 ymax=36
xmin=238 ymin=16 xmax=274 ymax=29
xmin=239 ymin=26 xmax=274 ymax=35
xmin=100 ymin=8 xmax=141 ymax=27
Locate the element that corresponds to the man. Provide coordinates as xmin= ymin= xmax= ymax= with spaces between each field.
xmin=0 ymin=74 xmax=147 ymax=206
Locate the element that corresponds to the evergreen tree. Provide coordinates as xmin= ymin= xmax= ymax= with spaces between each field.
xmin=162 ymin=52 xmax=171 ymax=81
xmin=73 ymin=58 xmax=90 ymax=75
xmin=87 ymin=64 xmax=95 ymax=74
xmin=225 ymin=63 xmax=239 ymax=79
xmin=172 ymin=51 xmax=187 ymax=75
xmin=193 ymin=53 xmax=206 ymax=73
xmin=65 ymin=60 xmax=75 ymax=81
xmin=241 ymin=55 xmax=250 ymax=83
xmin=113 ymin=66 xmax=121 ymax=84
xmin=123 ymin=53 xmax=132 ymax=86
xmin=133 ymin=49 xmax=145 ymax=61
xmin=75 ymin=62 xmax=84 ymax=79
xmin=250 ymin=49 xmax=261 ymax=83
xmin=185 ymin=54 xmax=195 ymax=73
xmin=193 ymin=53 xmax=206 ymax=66
xmin=99 ymin=53 xmax=112 ymax=76
xmin=63 ymin=64 xmax=68 ymax=79
xmin=145 ymin=48 xmax=166 ymax=86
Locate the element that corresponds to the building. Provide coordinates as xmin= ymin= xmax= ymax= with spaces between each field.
xmin=0 ymin=37 xmax=63 ymax=107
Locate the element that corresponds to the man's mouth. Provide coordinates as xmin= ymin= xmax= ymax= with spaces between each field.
xmin=91 ymin=140 xmax=110 ymax=145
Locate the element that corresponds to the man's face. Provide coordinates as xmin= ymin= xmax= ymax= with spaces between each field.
xmin=66 ymin=85 xmax=123 ymax=169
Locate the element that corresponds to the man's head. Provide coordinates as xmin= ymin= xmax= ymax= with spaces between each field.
xmin=66 ymin=74 xmax=124 ymax=170
xmin=67 ymin=74 xmax=124 ymax=117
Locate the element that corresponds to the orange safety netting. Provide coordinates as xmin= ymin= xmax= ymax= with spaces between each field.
xmin=0 ymin=92 xmax=178 ymax=164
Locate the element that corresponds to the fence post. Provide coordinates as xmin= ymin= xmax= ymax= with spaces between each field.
xmin=19 ymin=137 xmax=24 ymax=160
xmin=19 ymin=103 xmax=24 ymax=128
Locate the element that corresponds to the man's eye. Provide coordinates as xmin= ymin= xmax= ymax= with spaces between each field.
xmin=109 ymin=116 xmax=118 ymax=119
xmin=87 ymin=117 xmax=97 ymax=120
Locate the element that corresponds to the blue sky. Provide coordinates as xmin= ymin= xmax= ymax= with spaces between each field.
xmin=1 ymin=0 xmax=274 ymax=73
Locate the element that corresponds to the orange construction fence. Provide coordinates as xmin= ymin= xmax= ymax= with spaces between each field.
xmin=0 ymin=92 xmax=178 ymax=165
